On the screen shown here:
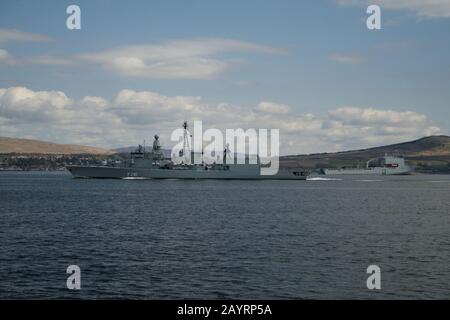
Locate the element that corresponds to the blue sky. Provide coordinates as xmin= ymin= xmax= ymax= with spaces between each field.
xmin=0 ymin=0 xmax=449 ymax=154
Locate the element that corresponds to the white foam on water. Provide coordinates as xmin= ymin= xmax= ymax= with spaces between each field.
xmin=307 ymin=177 xmax=342 ymax=181
xmin=121 ymin=177 xmax=151 ymax=180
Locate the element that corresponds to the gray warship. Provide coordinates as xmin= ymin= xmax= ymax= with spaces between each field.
xmin=322 ymin=154 xmax=412 ymax=175
xmin=67 ymin=122 xmax=308 ymax=180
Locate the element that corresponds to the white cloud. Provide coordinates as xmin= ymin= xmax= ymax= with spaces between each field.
xmin=0 ymin=87 xmax=72 ymax=122
xmin=0 ymin=49 xmax=10 ymax=60
xmin=113 ymin=89 xmax=207 ymax=124
xmin=328 ymin=107 xmax=427 ymax=125
xmin=0 ymin=86 xmax=444 ymax=154
xmin=25 ymin=55 xmax=74 ymax=65
xmin=336 ymin=0 xmax=450 ymax=19
xmin=0 ymin=51 xmax=74 ymax=66
xmin=329 ymin=53 xmax=365 ymax=64
xmin=0 ymin=37 xmax=286 ymax=79
xmin=76 ymin=38 xmax=287 ymax=79
xmin=255 ymin=101 xmax=292 ymax=114
xmin=0 ymin=28 xmax=52 ymax=43
xmin=0 ymin=49 xmax=14 ymax=64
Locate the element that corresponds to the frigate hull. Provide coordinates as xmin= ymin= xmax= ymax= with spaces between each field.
xmin=323 ymin=167 xmax=411 ymax=175
xmin=146 ymin=167 xmax=307 ymax=180
xmin=66 ymin=165 xmax=138 ymax=179
xmin=66 ymin=165 xmax=307 ymax=180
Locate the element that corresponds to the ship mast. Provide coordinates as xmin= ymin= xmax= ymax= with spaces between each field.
xmin=178 ymin=121 xmax=192 ymax=164
xmin=182 ymin=121 xmax=190 ymax=156
xmin=223 ymin=143 xmax=230 ymax=164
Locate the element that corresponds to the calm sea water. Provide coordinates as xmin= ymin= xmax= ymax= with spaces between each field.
xmin=1 ymin=171 xmax=450 ymax=299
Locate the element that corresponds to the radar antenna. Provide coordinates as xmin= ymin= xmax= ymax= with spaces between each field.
xmin=153 ymin=134 xmax=161 ymax=150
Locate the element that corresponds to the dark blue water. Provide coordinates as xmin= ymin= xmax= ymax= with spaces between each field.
xmin=1 ymin=172 xmax=450 ymax=299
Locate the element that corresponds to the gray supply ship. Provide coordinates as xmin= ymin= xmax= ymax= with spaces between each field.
xmin=67 ymin=122 xmax=308 ymax=180
xmin=322 ymin=154 xmax=412 ymax=175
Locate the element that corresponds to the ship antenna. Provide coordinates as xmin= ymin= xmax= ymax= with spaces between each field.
xmin=182 ymin=121 xmax=191 ymax=161
xmin=223 ymin=143 xmax=230 ymax=164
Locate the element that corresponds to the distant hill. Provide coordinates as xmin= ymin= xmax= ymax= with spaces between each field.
xmin=0 ymin=137 xmax=112 ymax=155
xmin=282 ymin=135 xmax=450 ymax=172
xmin=2 ymin=135 xmax=450 ymax=172
xmin=112 ymin=146 xmax=139 ymax=154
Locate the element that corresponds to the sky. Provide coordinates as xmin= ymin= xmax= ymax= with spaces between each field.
xmin=0 ymin=0 xmax=449 ymax=155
